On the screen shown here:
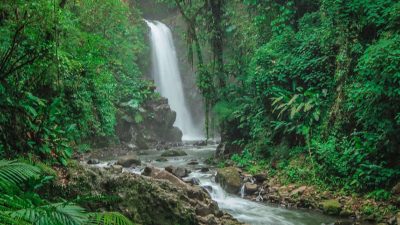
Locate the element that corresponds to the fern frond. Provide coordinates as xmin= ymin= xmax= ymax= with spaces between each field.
xmin=0 ymin=160 xmax=41 ymax=188
xmin=8 ymin=202 xmax=87 ymax=225
xmin=0 ymin=213 xmax=32 ymax=225
xmin=88 ymin=212 xmax=135 ymax=225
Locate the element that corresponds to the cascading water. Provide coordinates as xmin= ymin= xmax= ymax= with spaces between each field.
xmin=145 ymin=20 xmax=203 ymax=140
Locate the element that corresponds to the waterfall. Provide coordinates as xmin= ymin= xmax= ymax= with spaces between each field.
xmin=145 ymin=20 xmax=203 ymax=140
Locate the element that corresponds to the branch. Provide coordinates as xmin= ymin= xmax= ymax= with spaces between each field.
xmin=1 ymin=53 xmax=41 ymax=82
xmin=0 ymin=24 xmax=25 ymax=74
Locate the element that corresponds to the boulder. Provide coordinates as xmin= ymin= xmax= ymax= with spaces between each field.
xmin=321 ymin=199 xmax=342 ymax=215
xmin=187 ymin=160 xmax=199 ymax=165
xmin=183 ymin=177 xmax=200 ymax=185
xmin=161 ymin=149 xmax=187 ymax=157
xmin=165 ymin=166 xmax=190 ymax=178
xmin=116 ymin=155 xmax=141 ymax=168
xmin=253 ymin=173 xmax=267 ymax=183
xmin=109 ymin=165 xmax=123 ymax=173
xmin=87 ymin=158 xmax=100 ymax=164
xmin=200 ymin=167 xmax=210 ymax=172
xmin=50 ymin=163 xmax=242 ymax=225
xmin=216 ymin=167 xmax=241 ymax=194
xmin=290 ymin=186 xmax=307 ymax=197
xmin=164 ymin=127 xmax=183 ymax=142
xmin=115 ymin=96 xmax=183 ymax=150
xmin=392 ymin=182 xmax=400 ymax=195
xmin=155 ymin=157 xmax=168 ymax=162
xmin=244 ymin=182 xmax=258 ymax=195
xmin=142 ymin=166 xmax=188 ymax=189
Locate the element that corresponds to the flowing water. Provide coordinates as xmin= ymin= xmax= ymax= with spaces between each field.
xmin=140 ymin=20 xmax=338 ymax=225
xmin=145 ymin=20 xmax=203 ymax=140
xmin=123 ymin=144 xmax=338 ymax=225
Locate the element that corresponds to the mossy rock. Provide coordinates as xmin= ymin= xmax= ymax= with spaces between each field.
xmin=215 ymin=167 xmax=241 ymax=194
xmin=161 ymin=149 xmax=187 ymax=157
xmin=321 ymin=199 xmax=342 ymax=215
xmin=155 ymin=157 xmax=168 ymax=162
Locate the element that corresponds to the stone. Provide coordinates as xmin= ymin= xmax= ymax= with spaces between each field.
xmin=196 ymin=202 xmax=213 ymax=216
xmin=339 ymin=208 xmax=354 ymax=217
xmin=202 ymin=185 xmax=213 ymax=193
xmin=244 ymin=182 xmax=258 ymax=195
xmin=321 ymin=199 xmax=342 ymax=215
xmin=161 ymin=149 xmax=187 ymax=157
xmin=253 ymin=173 xmax=267 ymax=183
xmin=109 ymin=165 xmax=123 ymax=173
xmin=290 ymin=186 xmax=307 ymax=197
xmin=143 ymin=166 xmax=189 ymax=189
xmin=155 ymin=157 xmax=168 ymax=162
xmin=116 ymin=155 xmax=141 ymax=168
xmin=87 ymin=158 xmax=100 ymax=164
xmin=392 ymin=182 xmax=400 ymax=195
xmin=397 ymin=212 xmax=400 ymax=225
xmin=187 ymin=159 xmax=199 ymax=165
xmin=200 ymin=167 xmax=210 ymax=172
xmin=183 ymin=177 xmax=200 ymax=185
xmin=165 ymin=166 xmax=189 ymax=178
xmin=215 ymin=167 xmax=241 ymax=194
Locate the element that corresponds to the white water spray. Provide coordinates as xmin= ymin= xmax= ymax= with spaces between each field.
xmin=145 ymin=20 xmax=203 ymax=140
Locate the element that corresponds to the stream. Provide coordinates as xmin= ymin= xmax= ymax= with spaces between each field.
xmin=110 ymin=143 xmax=338 ymax=225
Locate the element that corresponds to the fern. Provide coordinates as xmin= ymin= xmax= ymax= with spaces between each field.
xmin=88 ymin=212 xmax=135 ymax=225
xmin=9 ymin=202 xmax=88 ymax=225
xmin=0 ymin=160 xmax=41 ymax=188
xmin=0 ymin=160 xmax=136 ymax=225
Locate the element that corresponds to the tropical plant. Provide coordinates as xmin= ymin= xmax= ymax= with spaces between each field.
xmin=0 ymin=160 xmax=134 ymax=225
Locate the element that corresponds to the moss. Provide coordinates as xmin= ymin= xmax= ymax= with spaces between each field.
xmin=321 ymin=199 xmax=341 ymax=215
xmin=161 ymin=150 xmax=187 ymax=157
xmin=45 ymin=164 xmax=197 ymax=225
xmin=216 ymin=167 xmax=241 ymax=194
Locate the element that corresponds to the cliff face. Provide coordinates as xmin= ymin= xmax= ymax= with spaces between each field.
xmin=116 ymin=96 xmax=183 ymax=149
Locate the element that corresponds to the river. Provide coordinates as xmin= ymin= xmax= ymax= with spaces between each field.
xmin=119 ymin=143 xmax=338 ymax=225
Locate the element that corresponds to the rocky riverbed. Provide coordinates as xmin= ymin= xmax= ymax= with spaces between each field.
xmin=76 ymin=143 xmax=373 ymax=225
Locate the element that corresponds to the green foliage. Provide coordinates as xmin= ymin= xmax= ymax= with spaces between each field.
xmin=89 ymin=212 xmax=135 ymax=225
xmin=173 ymin=0 xmax=400 ymax=193
xmin=0 ymin=0 xmax=153 ymax=162
xmin=366 ymin=189 xmax=392 ymax=201
xmin=0 ymin=160 xmax=135 ymax=225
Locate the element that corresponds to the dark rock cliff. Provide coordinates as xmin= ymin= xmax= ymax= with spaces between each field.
xmin=116 ymin=96 xmax=182 ymax=149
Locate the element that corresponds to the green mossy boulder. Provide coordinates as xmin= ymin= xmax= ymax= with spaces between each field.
xmin=215 ymin=167 xmax=241 ymax=194
xmin=321 ymin=199 xmax=342 ymax=215
xmin=46 ymin=163 xmax=242 ymax=225
xmin=161 ymin=149 xmax=187 ymax=157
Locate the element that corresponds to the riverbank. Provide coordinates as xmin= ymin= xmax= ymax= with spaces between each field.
xmin=80 ymin=143 xmax=347 ymax=225
xmin=213 ymin=161 xmax=400 ymax=225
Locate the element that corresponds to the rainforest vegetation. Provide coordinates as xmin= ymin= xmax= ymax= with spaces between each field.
xmin=0 ymin=0 xmax=399 ymax=224
xmin=161 ymin=0 xmax=400 ymax=193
